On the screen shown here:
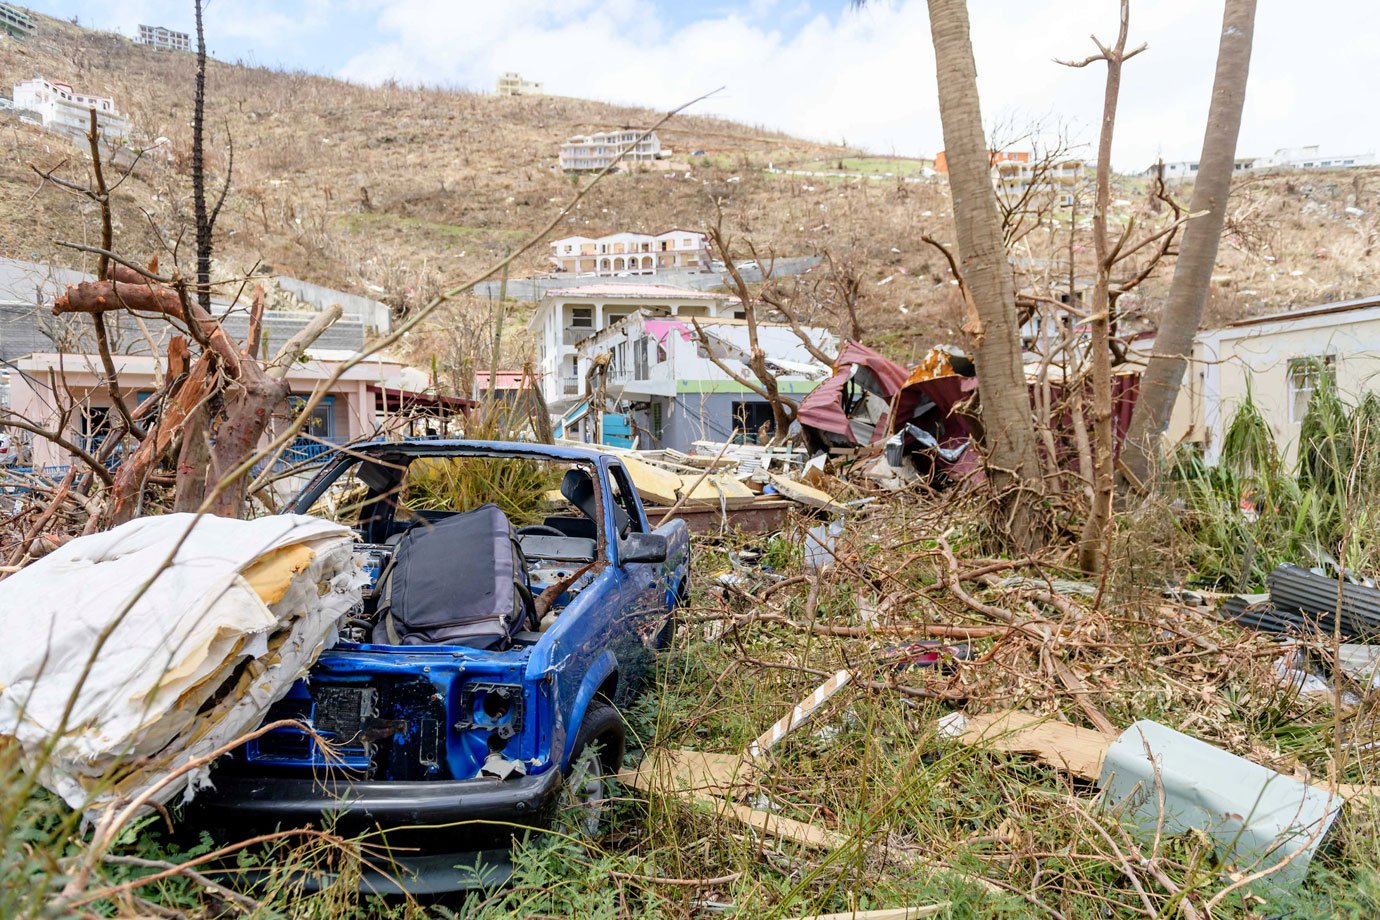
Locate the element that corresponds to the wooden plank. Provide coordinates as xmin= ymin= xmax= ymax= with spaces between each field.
xmin=781 ymin=906 xmax=951 ymax=920
xmin=748 ymin=669 xmax=853 ymax=758
xmin=953 ymin=710 xmax=1111 ymax=779
xmin=620 ymin=748 xmax=842 ymax=850
xmin=681 ymin=474 xmax=758 ymax=508
xmin=767 ymin=472 xmax=841 ymax=510
xmin=648 ymin=499 xmax=796 ymax=534
xmin=620 ymin=456 xmax=682 ymax=506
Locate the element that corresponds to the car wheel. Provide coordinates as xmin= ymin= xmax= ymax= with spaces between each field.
xmin=564 ymin=700 xmax=625 ymax=836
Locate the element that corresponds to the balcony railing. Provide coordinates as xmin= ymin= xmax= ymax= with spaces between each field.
xmin=271 ymin=436 xmax=346 ymax=472
xmin=563 ymin=327 xmax=592 ymax=345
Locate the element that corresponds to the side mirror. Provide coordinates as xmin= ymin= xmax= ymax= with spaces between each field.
xmin=619 ymin=532 xmax=668 ymax=564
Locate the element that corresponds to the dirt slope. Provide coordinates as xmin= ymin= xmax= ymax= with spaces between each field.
xmin=2 ymin=10 xmax=1377 ymax=364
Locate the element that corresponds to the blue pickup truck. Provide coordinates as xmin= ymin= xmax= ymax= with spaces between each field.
xmin=194 ymin=440 xmax=690 ymax=892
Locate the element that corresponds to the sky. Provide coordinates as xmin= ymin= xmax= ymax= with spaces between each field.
xmin=26 ymin=0 xmax=1380 ymax=171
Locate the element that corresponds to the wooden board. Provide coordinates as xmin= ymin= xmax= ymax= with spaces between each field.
xmin=647 ymin=499 xmax=797 ymax=534
xmin=681 ymin=474 xmax=758 ymax=508
xmin=766 ymin=472 xmax=840 ymax=510
xmin=956 ymin=710 xmax=1111 ymax=780
xmin=620 ymin=456 xmax=683 ymax=506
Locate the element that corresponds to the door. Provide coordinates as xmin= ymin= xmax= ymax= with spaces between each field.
xmin=606 ymin=462 xmax=666 ymax=693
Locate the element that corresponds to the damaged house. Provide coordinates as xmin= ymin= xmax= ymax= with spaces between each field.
xmin=564 ymin=310 xmax=836 ymax=451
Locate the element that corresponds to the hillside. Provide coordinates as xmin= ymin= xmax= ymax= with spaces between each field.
xmin=3 ymin=10 xmax=1378 ymax=368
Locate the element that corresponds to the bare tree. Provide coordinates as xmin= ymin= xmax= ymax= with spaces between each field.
xmin=927 ymin=0 xmax=1045 ymax=549
xmin=1121 ymin=0 xmax=1256 ymax=486
xmin=1060 ymin=1 xmax=1145 ymax=574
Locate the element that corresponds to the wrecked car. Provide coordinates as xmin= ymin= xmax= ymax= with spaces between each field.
xmin=192 ymin=440 xmax=691 ymax=892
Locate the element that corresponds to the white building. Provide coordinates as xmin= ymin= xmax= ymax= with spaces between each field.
xmin=559 ymin=129 xmax=665 ymax=172
xmin=566 ymin=311 xmax=835 ymax=450
xmin=528 ymin=283 xmax=744 ymax=408
xmin=1134 ymin=295 xmax=1380 ymax=467
xmin=1257 ymin=146 xmax=1375 ymax=171
xmin=496 ymin=71 xmax=543 ymax=95
xmin=12 ymin=76 xmax=131 ymax=140
xmin=994 ymin=158 xmax=1085 ymax=207
xmin=549 ymin=230 xmax=711 ymax=276
xmin=136 ymin=24 xmax=190 ymax=51
xmin=1143 ymin=158 xmax=1260 ymax=182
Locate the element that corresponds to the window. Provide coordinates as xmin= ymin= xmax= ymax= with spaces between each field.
xmin=650 ymin=401 xmax=664 ymax=440
xmin=1288 ymin=355 xmax=1335 ymax=423
xmin=607 ymin=466 xmax=643 ymax=537
xmin=570 ymin=306 xmax=594 ymax=328
xmin=731 ymin=401 xmax=775 ymax=444
xmin=634 ymin=337 xmax=650 ymax=380
xmin=289 ymin=394 xmax=335 ymax=440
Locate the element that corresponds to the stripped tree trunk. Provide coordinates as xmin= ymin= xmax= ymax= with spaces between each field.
xmin=1074 ymin=1 xmax=1139 ymax=575
xmin=1121 ymin=0 xmax=1256 ymax=485
xmin=927 ymin=0 xmax=1045 ymax=549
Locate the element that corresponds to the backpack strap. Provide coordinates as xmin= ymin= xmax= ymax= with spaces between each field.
xmin=372 ymin=547 xmax=402 ymax=644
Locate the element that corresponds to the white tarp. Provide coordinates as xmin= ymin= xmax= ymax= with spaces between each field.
xmin=0 ymin=512 xmax=364 ymax=814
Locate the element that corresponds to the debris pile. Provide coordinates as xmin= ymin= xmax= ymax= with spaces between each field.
xmin=0 ymin=513 xmax=363 ymax=815
xmin=623 ymin=489 xmax=1380 ymax=910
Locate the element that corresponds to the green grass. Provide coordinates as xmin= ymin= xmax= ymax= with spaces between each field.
xmin=337 ymin=211 xmax=527 ymax=243
xmin=792 ymin=156 xmax=932 ymax=176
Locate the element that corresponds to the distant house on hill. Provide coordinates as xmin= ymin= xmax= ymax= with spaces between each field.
xmin=935 ymin=149 xmax=1027 ymax=174
xmin=559 ymin=129 xmax=666 ymax=172
xmin=0 ymin=3 xmax=34 ymax=39
xmin=11 ymin=76 xmax=131 ymax=140
xmin=1144 ymin=158 xmax=1260 ymax=181
xmin=495 ymin=71 xmax=542 ymax=95
xmin=1257 ymin=146 xmax=1376 ymax=171
xmin=136 ymin=24 xmax=190 ymax=52
xmin=994 ymin=158 xmax=1084 ymax=208
xmin=549 ymin=230 xmax=711 ymax=276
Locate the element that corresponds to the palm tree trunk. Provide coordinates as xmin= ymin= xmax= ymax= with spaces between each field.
xmin=927 ymin=0 xmax=1045 ymax=548
xmin=1121 ymin=0 xmax=1256 ymax=485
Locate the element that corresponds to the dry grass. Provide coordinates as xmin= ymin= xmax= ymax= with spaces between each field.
xmin=7 ymin=11 xmax=1375 ymax=370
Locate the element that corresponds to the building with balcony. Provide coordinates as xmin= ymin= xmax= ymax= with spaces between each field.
xmin=559 ymin=129 xmax=665 ymax=172
xmin=1 ymin=3 xmax=34 ymax=39
xmin=935 ymin=148 xmax=1028 ymax=174
xmin=495 ymin=71 xmax=543 ymax=95
xmin=136 ymin=24 xmax=190 ymax=51
xmin=549 ymin=230 xmax=711 ymax=276
xmin=11 ymin=76 xmax=131 ymax=140
xmin=994 ymin=158 xmax=1086 ymax=209
xmin=5 ymin=352 xmax=471 ymax=474
xmin=563 ymin=311 xmax=835 ymax=450
xmin=528 ymin=283 xmax=744 ymax=410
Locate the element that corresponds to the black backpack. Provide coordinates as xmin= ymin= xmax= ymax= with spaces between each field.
xmin=371 ymin=503 xmax=536 ymax=649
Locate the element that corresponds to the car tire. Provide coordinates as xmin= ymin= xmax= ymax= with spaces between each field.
xmin=564 ymin=700 xmax=625 ymax=836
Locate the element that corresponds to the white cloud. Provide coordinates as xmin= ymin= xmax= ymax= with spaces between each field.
xmin=324 ymin=0 xmax=1375 ymax=170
